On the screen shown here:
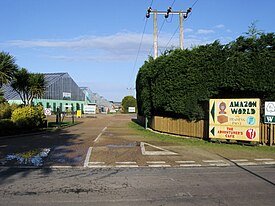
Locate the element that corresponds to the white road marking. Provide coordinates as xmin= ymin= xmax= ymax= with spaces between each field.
xmin=254 ymin=158 xmax=274 ymax=161
xmin=84 ymin=147 xmax=93 ymax=168
xmin=180 ymin=164 xmax=201 ymax=167
xmin=116 ymin=165 xmax=139 ymax=168
xmin=231 ymin=159 xmax=248 ymax=162
xmin=175 ymin=161 xmax=195 ymax=164
xmin=147 ymin=161 xmax=166 ymax=164
xmin=140 ymin=142 xmax=177 ymax=156
xmin=89 ymin=162 xmax=105 ymax=165
xmin=203 ymin=160 xmax=224 ymax=163
xmin=209 ymin=163 xmax=230 ymax=167
xmin=237 ymin=162 xmax=257 ymax=166
xmin=93 ymin=127 xmax=108 ymax=142
xmin=116 ymin=162 xmax=137 ymax=164
xmin=264 ymin=161 xmax=275 ymax=165
xmin=148 ymin=165 xmax=171 ymax=167
xmin=87 ymin=165 xmax=109 ymax=168
xmin=94 ymin=133 xmax=102 ymax=142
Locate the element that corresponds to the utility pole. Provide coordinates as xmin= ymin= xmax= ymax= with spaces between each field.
xmin=127 ymin=87 xmax=135 ymax=96
xmin=146 ymin=7 xmax=192 ymax=59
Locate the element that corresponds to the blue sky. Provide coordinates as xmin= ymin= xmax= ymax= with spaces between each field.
xmin=1 ymin=0 xmax=274 ymax=101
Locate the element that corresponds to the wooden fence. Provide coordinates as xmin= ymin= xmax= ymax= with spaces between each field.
xmin=137 ymin=115 xmax=275 ymax=145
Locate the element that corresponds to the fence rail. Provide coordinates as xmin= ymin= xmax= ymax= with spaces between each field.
xmin=137 ymin=115 xmax=275 ymax=145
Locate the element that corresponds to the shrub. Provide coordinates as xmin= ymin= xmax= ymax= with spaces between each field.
xmin=0 ymin=103 xmax=12 ymax=119
xmin=0 ymin=119 xmax=17 ymax=136
xmin=11 ymin=106 xmax=46 ymax=129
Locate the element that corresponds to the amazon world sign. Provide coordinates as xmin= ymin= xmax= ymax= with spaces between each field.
xmin=209 ymin=99 xmax=260 ymax=142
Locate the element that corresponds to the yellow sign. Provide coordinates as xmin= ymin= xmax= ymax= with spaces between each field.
xmin=77 ymin=110 xmax=82 ymax=118
xmin=209 ymin=99 xmax=260 ymax=142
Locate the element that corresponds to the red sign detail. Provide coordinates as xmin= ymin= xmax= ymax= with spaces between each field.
xmin=246 ymin=129 xmax=256 ymax=139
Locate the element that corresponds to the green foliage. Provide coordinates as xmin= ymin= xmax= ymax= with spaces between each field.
xmin=11 ymin=106 xmax=46 ymax=129
xmin=0 ymin=90 xmax=6 ymax=103
xmin=0 ymin=119 xmax=17 ymax=136
xmin=136 ymin=32 xmax=275 ymax=121
xmin=122 ymin=96 xmax=137 ymax=112
xmin=0 ymin=103 xmax=18 ymax=120
xmin=0 ymin=52 xmax=18 ymax=87
xmin=11 ymin=68 xmax=46 ymax=106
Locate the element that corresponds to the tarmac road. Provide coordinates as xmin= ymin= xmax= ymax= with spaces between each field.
xmin=1 ymin=114 xmax=275 ymax=168
xmin=1 ymin=114 xmax=275 ymax=205
xmin=0 ymin=166 xmax=274 ymax=206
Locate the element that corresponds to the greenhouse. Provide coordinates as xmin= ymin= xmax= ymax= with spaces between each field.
xmin=3 ymin=73 xmax=86 ymax=112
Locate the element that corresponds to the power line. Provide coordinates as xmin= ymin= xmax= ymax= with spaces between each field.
xmin=128 ymin=16 xmax=149 ymax=88
xmin=163 ymin=0 xmax=199 ymax=51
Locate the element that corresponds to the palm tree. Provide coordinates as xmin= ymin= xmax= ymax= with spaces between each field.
xmin=0 ymin=52 xmax=17 ymax=87
xmin=11 ymin=68 xmax=46 ymax=106
xmin=28 ymin=73 xmax=46 ymax=104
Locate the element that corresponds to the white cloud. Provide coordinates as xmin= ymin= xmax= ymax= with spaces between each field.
xmin=7 ymin=32 xmax=153 ymax=52
xmin=185 ymin=28 xmax=194 ymax=33
xmin=196 ymin=29 xmax=215 ymax=35
xmin=5 ymin=29 xmax=234 ymax=62
xmin=214 ymin=24 xmax=225 ymax=29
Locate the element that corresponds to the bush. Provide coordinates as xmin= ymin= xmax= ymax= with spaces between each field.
xmin=0 ymin=119 xmax=17 ymax=136
xmin=11 ymin=106 xmax=46 ymax=129
xmin=0 ymin=103 xmax=12 ymax=119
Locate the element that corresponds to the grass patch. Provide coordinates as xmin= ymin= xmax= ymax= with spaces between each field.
xmin=47 ymin=121 xmax=76 ymax=128
xmin=129 ymin=121 xmax=275 ymax=154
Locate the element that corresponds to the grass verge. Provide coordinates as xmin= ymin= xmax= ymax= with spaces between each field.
xmin=129 ymin=121 xmax=275 ymax=154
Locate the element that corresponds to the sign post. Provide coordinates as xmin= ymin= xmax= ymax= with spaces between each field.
xmin=264 ymin=102 xmax=275 ymax=146
xmin=209 ymin=99 xmax=260 ymax=142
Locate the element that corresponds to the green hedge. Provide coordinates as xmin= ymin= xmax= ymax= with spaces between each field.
xmin=136 ymin=33 xmax=275 ymax=121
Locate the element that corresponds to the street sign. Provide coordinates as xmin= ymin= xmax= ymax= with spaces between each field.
xmin=264 ymin=102 xmax=275 ymax=124
xmin=209 ymin=99 xmax=260 ymax=142
xmin=44 ymin=108 xmax=52 ymax=116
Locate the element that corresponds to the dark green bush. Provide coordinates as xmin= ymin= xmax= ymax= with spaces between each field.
xmin=0 ymin=119 xmax=17 ymax=136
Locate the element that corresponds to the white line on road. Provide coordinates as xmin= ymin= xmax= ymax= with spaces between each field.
xmin=264 ymin=161 xmax=275 ymax=165
xmin=116 ymin=162 xmax=137 ymax=165
xmin=94 ymin=133 xmax=102 ymax=142
xmin=89 ymin=162 xmax=105 ymax=165
xmin=93 ymin=127 xmax=108 ymax=142
xmin=148 ymin=165 xmax=171 ymax=167
xmin=175 ymin=161 xmax=195 ymax=164
xmin=147 ymin=161 xmax=166 ymax=164
xmin=116 ymin=165 xmax=139 ymax=168
xmin=254 ymin=158 xmax=274 ymax=161
xmin=209 ymin=163 xmax=230 ymax=167
xmin=230 ymin=159 xmax=248 ymax=162
xmin=180 ymin=164 xmax=202 ymax=167
xmin=84 ymin=147 xmax=93 ymax=168
xmin=87 ymin=165 xmax=109 ymax=168
xmin=203 ymin=160 xmax=224 ymax=163
xmin=237 ymin=162 xmax=257 ymax=166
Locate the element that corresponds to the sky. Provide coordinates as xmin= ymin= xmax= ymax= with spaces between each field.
xmin=1 ymin=0 xmax=274 ymax=102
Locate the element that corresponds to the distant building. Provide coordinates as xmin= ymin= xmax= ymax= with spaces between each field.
xmin=80 ymin=87 xmax=114 ymax=112
xmin=2 ymin=73 xmax=85 ymax=112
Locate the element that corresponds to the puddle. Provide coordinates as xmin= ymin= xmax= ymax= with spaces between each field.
xmin=5 ymin=148 xmax=51 ymax=166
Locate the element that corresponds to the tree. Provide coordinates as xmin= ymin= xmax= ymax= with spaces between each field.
xmin=136 ymin=30 xmax=275 ymax=121
xmin=11 ymin=68 xmax=46 ymax=106
xmin=122 ymin=96 xmax=137 ymax=113
xmin=0 ymin=52 xmax=17 ymax=87
xmin=0 ymin=90 xmax=5 ymax=104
